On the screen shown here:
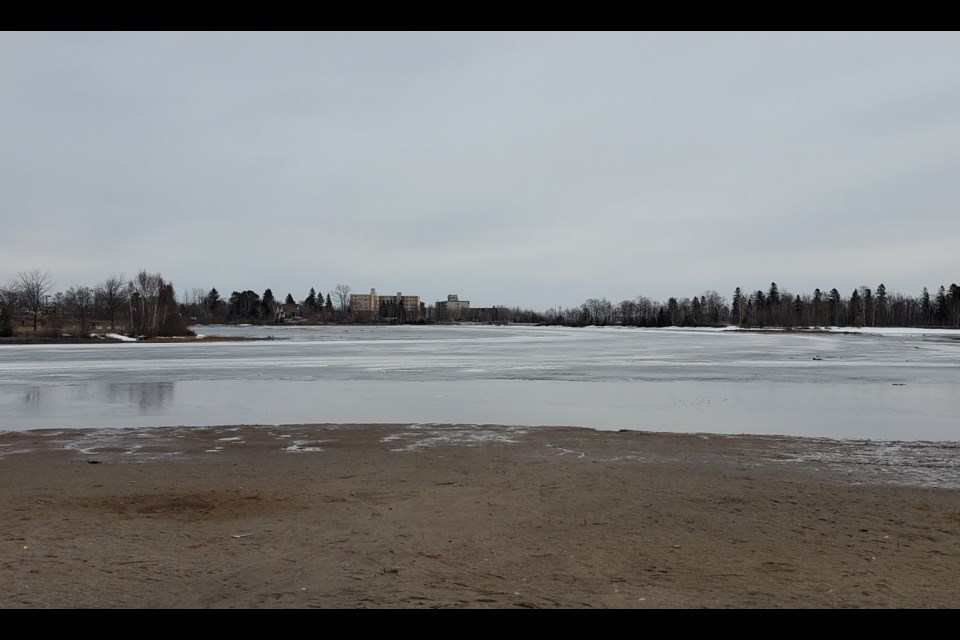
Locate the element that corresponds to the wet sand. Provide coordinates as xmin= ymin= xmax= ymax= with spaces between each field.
xmin=1 ymin=423 xmax=958 ymax=609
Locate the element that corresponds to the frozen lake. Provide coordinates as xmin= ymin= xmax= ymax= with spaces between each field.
xmin=1 ymin=324 xmax=958 ymax=441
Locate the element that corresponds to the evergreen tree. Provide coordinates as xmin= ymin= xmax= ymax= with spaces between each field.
xmin=813 ymin=288 xmax=823 ymax=326
xmin=732 ymin=287 xmax=746 ymax=326
xmin=752 ymin=290 xmax=766 ymax=327
xmin=285 ymin=293 xmax=295 ymax=305
xmin=205 ymin=287 xmax=221 ymax=314
xmin=875 ymin=284 xmax=887 ymax=325
xmin=828 ymin=289 xmax=841 ymax=326
xmin=921 ymin=287 xmax=931 ymax=325
xmin=767 ymin=282 xmax=780 ymax=323
xmin=666 ymin=297 xmax=679 ymax=326
xmin=261 ymin=289 xmax=276 ymax=322
xmin=949 ymin=284 xmax=960 ymax=327
xmin=935 ymin=285 xmax=948 ymax=324
xmin=862 ymin=288 xmax=873 ymax=326
xmin=793 ymin=295 xmax=803 ymax=324
xmin=325 ymin=294 xmax=333 ymax=312
xmin=768 ymin=282 xmax=779 ymax=304
xmin=850 ymin=289 xmax=864 ymax=327
xmin=229 ymin=290 xmax=260 ymax=319
xmin=305 ymin=287 xmax=317 ymax=312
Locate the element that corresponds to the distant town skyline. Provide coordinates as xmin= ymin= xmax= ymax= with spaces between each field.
xmin=3 ymin=32 xmax=959 ymax=310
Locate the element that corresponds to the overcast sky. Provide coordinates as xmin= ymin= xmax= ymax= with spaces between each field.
xmin=2 ymin=31 xmax=959 ymax=310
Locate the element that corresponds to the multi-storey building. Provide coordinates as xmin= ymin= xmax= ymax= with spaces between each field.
xmin=350 ymin=288 xmax=380 ymax=320
xmin=435 ymin=294 xmax=471 ymax=322
xmin=349 ymin=288 xmax=424 ymax=323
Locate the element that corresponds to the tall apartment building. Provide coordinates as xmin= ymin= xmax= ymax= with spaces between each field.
xmin=435 ymin=294 xmax=470 ymax=322
xmin=349 ymin=288 xmax=424 ymax=323
xmin=350 ymin=288 xmax=379 ymax=319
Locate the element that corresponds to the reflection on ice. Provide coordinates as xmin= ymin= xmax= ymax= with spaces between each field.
xmin=102 ymin=382 xmax=175 ymax=412
xmin=24 ymin=387 xmax=40 ymax=406
xmin=0 ymin=325 xmax=957 ymax=443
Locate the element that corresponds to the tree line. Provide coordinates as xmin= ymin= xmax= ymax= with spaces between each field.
xmin=180 ymin=284 xmax=350 ymax=324
xmin=544 ymin=282 xmax=960 ymax=328
xmin=3 ymin=270 xmax=959 ymax=339
xmin=0 ymin=272 xmax=366 ymax=338
xmin=1 ymin=269 xmax=191 ymax=338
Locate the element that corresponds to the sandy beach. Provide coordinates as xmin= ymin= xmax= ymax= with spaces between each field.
xmin=1 ymin=423 xmax=958 ymax=609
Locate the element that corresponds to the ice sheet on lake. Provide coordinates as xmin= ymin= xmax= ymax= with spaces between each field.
xmin=0 ymin=325 xmax=957 ymax=443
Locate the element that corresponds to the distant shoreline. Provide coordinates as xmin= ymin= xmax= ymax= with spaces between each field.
xmin=2 ymin=323 xmax=958 ymax=346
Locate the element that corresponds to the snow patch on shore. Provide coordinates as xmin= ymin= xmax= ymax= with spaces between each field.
xmin=284 ymin=440 xmax=326 ymax=452
xmin=105 ymin=333 xmax=137 ymax=342
xmin=772 ymin=439 xmax=960 ymax=488
xmin=382 ymin=424 xmax=528 ymax=451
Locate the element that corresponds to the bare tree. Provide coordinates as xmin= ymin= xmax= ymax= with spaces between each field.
xmin=129 ymin=270 xmax=163 ymax=337
xmin=0 ymin=304 xmax=12 ymax=337
xmin=181 ymin=287 xmax=208 ymax=322
xmin=618 ymin=299 xmax=638 ymax=325
xmin=634 ymin=296 xmax=657 ymax=326
xmin=0 ymin=285 xmax=17 ymax=335
xmin=15 ymin=269 xmax=53 ymax=331
xmin=63 ymin=286 xmax=95 ymax=334
xmin=701 ymin=290 xmax=728 ymax=325
xmin=334 ymin=284 xmax=351 ymax=311
xmin=123 ymin=270 xmax=188 ymax=337
xmin=584 ymin=298 xmax=613 ymax=326
xmin=95 ymin=274 xmax=129 ymax=331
